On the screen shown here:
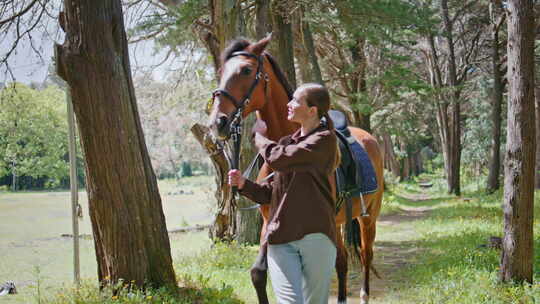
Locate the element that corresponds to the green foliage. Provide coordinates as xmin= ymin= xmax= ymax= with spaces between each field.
xmin=43 ymin=241 xmax=269 ymax=303
xmin=43 ymin=278 xmax=242 ymax=304
xmin=175 ymin=241 xmax=274 ymax=303
xmin=128 ymin=0 xmax=207 ymax=53
xmin=462 ymin=77 xmax=507 ymax=178
xmin=0 ymin=83 xmax=72 ymax=189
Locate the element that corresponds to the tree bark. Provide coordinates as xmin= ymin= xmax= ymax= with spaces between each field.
xmin=500 ymin=0 xmax=535 ymax=284
xmin=271 ymin=1 xmax=297 ymax=89
xmin=487 ymin=3 xmax=505 ymax=193
xmin=256 ymin=0 xmax=272 ymax=39
xmin=440 ymin=0 xmax=462 ymax=195
xmin=382 ymin=132 xmax=400 ymax=178
xmin=348 ymin=38 xmax=371 ymax=132
xmin=399 ymin=141 xmax=410 ymax=181
xmin=535 ymin=84 xmax=540 ymax=188
xmin=292 ymin=9 xmax=323 ymax=85
xmin=55 ymin=0 xmax=176 ymax=287
xmin=302 ymin=19 xmax=324 ymax=85
xmin=191 ymin=124 xmax=236 ymax=241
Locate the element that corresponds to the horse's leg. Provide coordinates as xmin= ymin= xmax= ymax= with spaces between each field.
xmin=250 ymin=242 xmax=269 ymax=304
xmin=335 ymin=227 xmax=348 ymax=304
xmin=359 ymin=219 xmax=376 ymax=304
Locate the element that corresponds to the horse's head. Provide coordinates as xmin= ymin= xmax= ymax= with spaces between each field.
xmin=207 ymin=36 xmax=272 ymax=140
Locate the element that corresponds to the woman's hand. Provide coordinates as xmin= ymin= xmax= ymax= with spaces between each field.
xmin=228 ymin=169 xmax=246 ymax=190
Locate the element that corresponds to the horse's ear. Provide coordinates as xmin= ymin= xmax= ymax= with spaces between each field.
xmin=249 ymin=33 xmax=272 ymax=56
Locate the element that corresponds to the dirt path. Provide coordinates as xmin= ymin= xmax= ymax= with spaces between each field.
xmin=329 ymin=192 xmax=433 ymax=303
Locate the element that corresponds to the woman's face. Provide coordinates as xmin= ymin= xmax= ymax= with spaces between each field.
xmin=287 ymin=89 xmax=317 ymax=124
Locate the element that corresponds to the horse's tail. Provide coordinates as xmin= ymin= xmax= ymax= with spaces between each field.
xmin=346 ymin=218 xmax=382 ymax=279
xmin=345 ymin=218 xmax=362 ymax=265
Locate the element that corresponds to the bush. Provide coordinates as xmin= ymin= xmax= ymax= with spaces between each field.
xmin=179 ymin=162 xmax=192 ymax=178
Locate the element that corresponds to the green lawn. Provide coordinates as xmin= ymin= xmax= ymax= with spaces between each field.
xmin=0 ymin=176 xmax=215 ymax=304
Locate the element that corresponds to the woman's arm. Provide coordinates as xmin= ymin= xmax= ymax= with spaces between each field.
xmin=254 ymin=131 xmax=335 ymax=172
xmin=228 ymin=169 xmax=272 ymax=204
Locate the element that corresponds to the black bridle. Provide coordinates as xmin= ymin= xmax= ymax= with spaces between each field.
xmin=211 ymin=51 xmax=268 ymax=195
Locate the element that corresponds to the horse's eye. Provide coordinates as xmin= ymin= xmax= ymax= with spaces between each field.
xmin=241 ymin=67 xmax=252 ymax=76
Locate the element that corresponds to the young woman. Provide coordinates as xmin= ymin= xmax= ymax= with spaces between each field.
xmin=228 ymin=83 xmax=339 ymax=304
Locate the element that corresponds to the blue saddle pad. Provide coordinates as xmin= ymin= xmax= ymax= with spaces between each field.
xmin=349 ymin=141 xmax=378 ymax=196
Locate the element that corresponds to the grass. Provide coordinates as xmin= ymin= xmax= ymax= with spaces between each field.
xmin=2 ymin=173 xmax=540 ymax=303
xmin=379 ymin=174 xmax=540 ymax=304
xmin=0 ymin=176 xmax=216 ymax=303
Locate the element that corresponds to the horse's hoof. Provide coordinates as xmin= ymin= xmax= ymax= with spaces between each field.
xmin=360 ymin=289 xmax=369 ymax=304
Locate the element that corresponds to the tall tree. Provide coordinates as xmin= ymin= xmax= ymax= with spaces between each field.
xmin=0 ymin=84 xmax=69 ymax=191
xmin=292 ymin=8 xmax=323 ymax=84
xmin=422 ymin=0 xmax=486 ymax=195
xmin=500 ymin=0 xmax=535 ymax=284
xmin=55 ymin=0 xmax=176 ymax=287
xmin=271 ymin=0 xmax=297 ymax=89
xmin=535 ymin=83 xmax=540 ymax=188
xmin=486 ymin=0 xmax=507 ymax=193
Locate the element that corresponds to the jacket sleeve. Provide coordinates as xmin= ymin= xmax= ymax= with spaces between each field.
xmin=239 ymin=177 xmax=273 ymax=205
xmin=254 ymin=131 xmax=335 ymax=173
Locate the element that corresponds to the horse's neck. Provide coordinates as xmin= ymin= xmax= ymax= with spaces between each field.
xmin=259 ymin=61 xmax=298 ymax=141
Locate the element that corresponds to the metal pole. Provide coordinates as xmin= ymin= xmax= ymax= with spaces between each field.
xmin=67 ymin=88 xmax=80 ymax=286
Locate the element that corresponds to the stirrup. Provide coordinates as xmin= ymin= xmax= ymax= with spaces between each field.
xmin=360 ymin=194 xmax=370 ymax=217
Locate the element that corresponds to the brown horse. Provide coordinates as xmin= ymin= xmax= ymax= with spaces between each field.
xmin=208 ymin=36 xmax=384 ymax=304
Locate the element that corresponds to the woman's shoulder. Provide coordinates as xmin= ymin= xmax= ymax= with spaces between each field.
xmin=312 ymin=128 xmax=336 ymax=143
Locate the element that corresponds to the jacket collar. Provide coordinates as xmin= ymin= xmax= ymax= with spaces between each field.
xmin=291 ymin=121 xmax=328 ymax=142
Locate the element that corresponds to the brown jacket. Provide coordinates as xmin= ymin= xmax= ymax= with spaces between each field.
xmin=240 ymin=124 xmax=338 ymax=246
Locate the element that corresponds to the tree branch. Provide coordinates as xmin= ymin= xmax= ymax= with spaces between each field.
xmin=0 ymin=0 xmax=40 ymax=27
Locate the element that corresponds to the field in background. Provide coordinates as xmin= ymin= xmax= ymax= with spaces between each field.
xmin=0 ymin=176 xmax=215 ymax=303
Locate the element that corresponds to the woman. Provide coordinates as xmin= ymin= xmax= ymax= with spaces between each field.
xmin=228 ymin=83 xmax=339 ymax=304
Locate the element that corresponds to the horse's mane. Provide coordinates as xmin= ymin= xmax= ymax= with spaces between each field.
xmin=221 ymin=39 xmax=251 ymax=63
xmin=264 ymin=52 xmax=294 ymax=100
xmin=221 ymin=38 xmax=294 ymax=100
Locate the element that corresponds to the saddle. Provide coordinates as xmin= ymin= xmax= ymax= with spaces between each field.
xmin=329 ymin=109 xmax=362 ymax=212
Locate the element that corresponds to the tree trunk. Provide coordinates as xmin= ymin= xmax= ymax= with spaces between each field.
xmin=191 ymin=124 xmax=236 ymax=241
xmin=440 ymin=0 xmax=461 ymax=195
xmin=382 ymin=132 xmax=400 ymax=178
xmin=302 ymin=19 xmax=324 ymax=84
xmin=399 ymin=141 xmax=410 ymax=181
xmin=292 ymin=12 xmax=312 ymax=84
xmin=215 ymin=0 xmax=245 ymax=47
xmin=487 ymin=4 xmax=505 ymax=193
xmin=11 ymin=170 xmax=16 ymax=192
xmin=500 ymin=0 xmax=535 ymax=284
xmin=235 ymin=114 xmax=263 ymax=245
xmin=256 ymin=0 xmax=272 ymax=39
xmin=349 ymin=38 xmax=371 ymax=132
xmin=413 ymin=151 xmax=423 ymax=176
xmin=292 ymin=9 xmax=323 ymax=85
xmin=55 ymin=0 xmax=176 ymax=288
xmin=535 ymin=85 xmax=540 ymax=188
xmin=271 ymin=1 xmax=297 ymax=89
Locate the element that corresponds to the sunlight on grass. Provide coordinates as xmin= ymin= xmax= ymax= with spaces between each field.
xmin=382 ymin=177 xmax=540 ymax=304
